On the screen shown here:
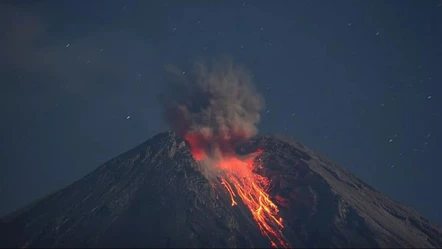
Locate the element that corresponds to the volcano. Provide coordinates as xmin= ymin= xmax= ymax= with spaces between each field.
xmin=1 ymin=132 xmax=441 ymax=248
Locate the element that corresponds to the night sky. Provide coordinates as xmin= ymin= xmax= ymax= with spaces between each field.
xmin=1 ymin=0 xmax=442 ymax=226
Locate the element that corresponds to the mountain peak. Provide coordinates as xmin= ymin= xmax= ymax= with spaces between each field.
xmin=1 ymin=132 xmax=441 ymax=248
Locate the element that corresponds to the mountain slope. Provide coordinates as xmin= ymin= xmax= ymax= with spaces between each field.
xmin=1 ymin=132 xmax=441 ymax=248
xmin=240 ymin=134 xmax=442 ymax=248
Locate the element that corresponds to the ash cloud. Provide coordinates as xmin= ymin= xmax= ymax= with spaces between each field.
xmin=159 ymin=57 xmax=265 ymax=160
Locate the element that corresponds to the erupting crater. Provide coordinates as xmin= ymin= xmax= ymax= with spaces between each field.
xmin=185 ymin=134 xmax=290 ymax=248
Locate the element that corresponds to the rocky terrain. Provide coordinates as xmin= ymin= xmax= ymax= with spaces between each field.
xmin=1 ymin=131 xmax=441 ymax=248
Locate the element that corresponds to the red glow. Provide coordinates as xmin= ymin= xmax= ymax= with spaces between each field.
xmin=186 ymin=134 xmax=290 ymax=248
xmin=184 ymin=132 xmax=208 ymax=160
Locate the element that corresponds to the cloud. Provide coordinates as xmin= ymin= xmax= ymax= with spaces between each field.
xmin=160 ymin=56 xmax=265 ymax=160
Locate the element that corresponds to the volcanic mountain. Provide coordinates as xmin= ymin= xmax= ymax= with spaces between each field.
xmin=1 ymin=132 xmax=441 ymax=248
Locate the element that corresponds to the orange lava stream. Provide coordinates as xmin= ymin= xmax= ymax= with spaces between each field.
xmin=221 ymin=178 xmax=238 ymax=206
xmin=217 ymin=155 xmax=291 ymax=249
xmin=184 ymin=130 xmax=290 ymax=247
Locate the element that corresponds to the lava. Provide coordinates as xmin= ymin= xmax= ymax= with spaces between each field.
xmin=187 ymin=142 xmax=290 ymax=248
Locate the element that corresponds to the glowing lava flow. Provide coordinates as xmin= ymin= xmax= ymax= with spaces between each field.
xmin=185 ymin=132 xmax=290 ymax=248
xmin=216 ymin=154 xmax=291 ymax=249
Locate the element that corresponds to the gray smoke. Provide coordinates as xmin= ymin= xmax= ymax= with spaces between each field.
xmin=159 ymin=56 xmax=265 ymax=159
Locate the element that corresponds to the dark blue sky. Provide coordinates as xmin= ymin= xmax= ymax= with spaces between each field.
xmin=1 ymin=0 xmax=442 ymax=225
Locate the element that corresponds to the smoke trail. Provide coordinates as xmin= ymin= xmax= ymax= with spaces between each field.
xmin=160 ymin=56 xmax=265 ymax=161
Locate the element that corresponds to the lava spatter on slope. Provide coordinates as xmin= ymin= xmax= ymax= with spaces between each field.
xmin=216 ymin=155 xmax=290 ymax=249
xmin=185 ymin=132 xmax=290 ymax=248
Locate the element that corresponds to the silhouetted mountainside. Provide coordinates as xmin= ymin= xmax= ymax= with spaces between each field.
xmin=1 ymin=132 xmax=441 ymax=248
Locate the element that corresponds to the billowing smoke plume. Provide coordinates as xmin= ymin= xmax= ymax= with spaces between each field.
xmin=160 ymin=57 xmax=265 ymax=162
